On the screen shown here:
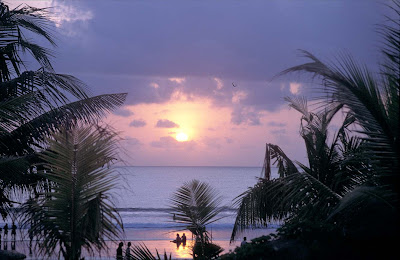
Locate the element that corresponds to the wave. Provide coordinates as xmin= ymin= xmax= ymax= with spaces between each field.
xmin=116 ymin=207 xmax=237 ymax=213
xmin=121 ymin=222 xmax=280 ymax=229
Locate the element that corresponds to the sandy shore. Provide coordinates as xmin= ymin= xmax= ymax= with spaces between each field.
xmin=2 ymin=227 xmax=275 ymax=259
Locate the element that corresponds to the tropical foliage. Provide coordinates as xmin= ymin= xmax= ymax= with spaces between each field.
xmin=0 ymin=2 xmax=126 ymax=218
xmin=21 ymin=125 xmax=123 ymax=260
xmin=231 ymin=98 xmax=364 ymax=240
xmin=170 ymin=179 xmax=223 ymax=259
xmin=129 ymin=243 xmax=172 ymax=260
xmin=231 ymin=1 xmax=399 ymax=251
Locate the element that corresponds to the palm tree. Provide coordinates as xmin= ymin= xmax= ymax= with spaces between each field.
xmin=170 ymin=179 xmax=224 ymax=259
xmin=231 ymin=98 xmax=365 ymax=241
xmin=279 ymin=2 xmax=399 ymax=236
xmin=231 ymin=2 xmax=399 ymax=254
xmin=0 ymin=2 xmax=126 ymax=217
xmin=21 ymin=125 xmax=123 ymax=260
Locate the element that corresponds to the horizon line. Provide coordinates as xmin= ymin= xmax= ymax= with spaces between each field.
xmin=114 ymin=165 xmax=265 ymax=168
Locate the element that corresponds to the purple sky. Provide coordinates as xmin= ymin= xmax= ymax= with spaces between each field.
xmin=9 ymin=0 xmax=393 ymax=166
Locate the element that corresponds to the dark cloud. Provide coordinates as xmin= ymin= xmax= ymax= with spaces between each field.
xmin=55 ymin=1 xmax=385 ymax=81
xmin=123 ymin=137 xmax=143 ymax=146
xmin=113 ymin=107 xmax=134 ymax=117
xmin=49 ymin=0 xmax=388 ymax=130
xmin=156 ymin=119 xmax=179 ymax=128
xmin=129 ymin=119 xmax=146 ymax=127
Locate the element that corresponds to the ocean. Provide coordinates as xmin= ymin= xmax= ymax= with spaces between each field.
xmin=114 ymin=166 xmax=270 ymax=231
xmin=1 ymin=166 xmax=279 ymax=259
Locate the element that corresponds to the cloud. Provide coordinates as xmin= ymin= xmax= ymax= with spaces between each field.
xmin=214 ymin=77 xmax=224 ymax=90
xmin=169 ymin=77 xmax=186 ymax=84
xmin=270 ymin=129 xmax=287 ymax=135
xmin=129 ymin=119 xmax=146 ymax=127
xmin=232 ymin=90 xmax=248 ymax=104
xmin=52 ymin=2 xmax=94 ymax=28
xmin=149 ymin=82 xmax=159 ymax=89
xmin=225 ymin=137 xmax=234 ymax=144
xmin=202 ymin=137 xmax=221 ymax=149
xmin=231 ymin=107 xmax=262 ymax=126
xmin=156 ymin=119 xmax=179 ymax=128
xmin=150 ymin=136 xmax=196 ymax=150
xmin=289 ymin=82 xmax=301 ymax=94
xmin=7 ymin=0 xmax=94 ymax=37
xmin=267 ymin=121 xmax=287 ymax=127
xmin=113 ymin=107 xmax=134 ymax=117
xmin=123 ymin=137 xmax=143 ymax=147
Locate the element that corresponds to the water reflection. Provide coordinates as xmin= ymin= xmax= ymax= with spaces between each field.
xmin=175 ymin=240 xmax=193 ymax=259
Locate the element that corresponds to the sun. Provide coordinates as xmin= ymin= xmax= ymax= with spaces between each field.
xmin=176 ymin=132 xmax=188 ymax=142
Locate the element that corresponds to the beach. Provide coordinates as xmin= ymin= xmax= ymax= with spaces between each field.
xmin=3 ymin=227 xmax=275 ymax=259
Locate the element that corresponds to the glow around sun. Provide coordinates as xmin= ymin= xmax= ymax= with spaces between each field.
xmin=176 ymin=132 xmax=188 ymax=142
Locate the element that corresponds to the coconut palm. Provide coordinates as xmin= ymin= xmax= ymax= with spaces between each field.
xmin=231 ymin=98 xmax=366 ymax=241
xmin=231 ymin=2 xmax=399 ymax=249
xmin=170 ymin=179 xmax=224 ymax=259
xmin=279 ymin=3 xmax=399 ymax=231
xmin=21 ymin=125 xmax=123 ymax=260
xmin=0 ymin=2 xmax=126 ymax=217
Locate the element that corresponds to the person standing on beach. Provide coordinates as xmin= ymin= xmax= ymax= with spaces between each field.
xmin=116 ymin=242 xmax=123 ymax=260
xmin=125 ymin=242 xmax=132 ymax=260
xmin=3 ymin=223 xmax=8 ymax=240
xmin=175 ymin=233 xmax=181 ymax=248
xmin=11 ymin=222 xmax=17 ymax=241
xmin=3 ymin=224 xmax=7 ymax=250
xmin=182 ymin=233 xmax=187 ymax=247
xmin=241 ymin=237 xmax=247 ymax=247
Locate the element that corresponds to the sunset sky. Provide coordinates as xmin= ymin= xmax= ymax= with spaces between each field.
xmin=8 ymin=0 xmax=391 ymax=166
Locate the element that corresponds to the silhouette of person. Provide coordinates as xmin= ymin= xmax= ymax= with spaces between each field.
xmin=125 ymin=242 xmax=132 ymax=260
xmin=11 ymin=222 xmax=16 ymax=241
xmin=241 ymin=237 xmax=247 ymax=246
xmin=116 ymin=242 xmax=123 ymax=260
xmin=29 ymin=230 xmax=34 ymax=255
xmin=0 ymin=227 xmax=2 ymax=248
xmin=182 ymin=233 xmax=187 ymax=247
xmin=175 ymin=233 xmax=181 ymax=248
xmin=3 ymin=223 xmax=8 ymax=239
xmin=3 ymin=224 xmax=8 ymax=250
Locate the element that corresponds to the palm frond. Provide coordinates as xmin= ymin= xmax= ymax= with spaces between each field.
xmin=170 ymin=179 xmax=223 ymax=237
xmin=262 ymin=143 xmax=297 ymax=179
xmin=21 ymin=125 xmax=123 ymax=259
xmin=0 ymin=93 xmax=126 ymax=155
xmin=282 ymin=50 xmax=398 ymax=179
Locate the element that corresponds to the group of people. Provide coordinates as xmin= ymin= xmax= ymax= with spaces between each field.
xmin=116 ymin=241 xmax=133 ymax=260
xmin=172 ymin=233 xmax=187 ymax=248
xmin=0 ymin=222 xmax=17 ymax=250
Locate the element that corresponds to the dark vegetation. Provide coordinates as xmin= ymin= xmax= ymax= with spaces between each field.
xmin=0 ymin=2 xmax=125 ymax=259
xmin=224 ymin=1 xmax=399 ymax=259
xmin=0 ymin=0 xmax=399 ymax=259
